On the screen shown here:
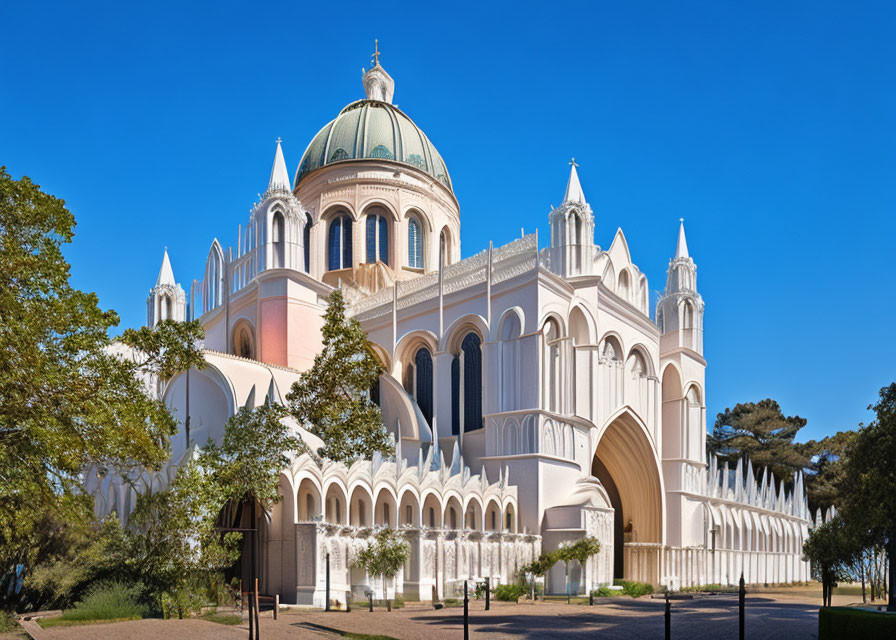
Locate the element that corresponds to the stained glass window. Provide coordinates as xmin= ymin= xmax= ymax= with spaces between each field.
xmin=330 ymin=148 xmax=349 ymax=162
xmin=328 ymin=215 xmax=352 ymax=270
xmin=370 ymin=144 xmax=394 ymax=160
xmin=365 ymin=212 xmax=389 ymax=265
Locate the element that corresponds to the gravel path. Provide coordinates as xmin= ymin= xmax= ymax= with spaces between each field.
xmin=25 ymin=590 xmax=853 ymax=640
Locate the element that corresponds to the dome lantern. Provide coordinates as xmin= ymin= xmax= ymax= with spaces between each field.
xmin=362 ymin=39 xmax=394 ymax=104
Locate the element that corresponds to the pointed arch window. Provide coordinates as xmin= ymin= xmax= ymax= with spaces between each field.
xmin=408 ymin=217 xmax=424 ymax=269
xmin=303 ymin=213 xmax=312 ymax=273
xmin=451 ymin=332 xmax=483 ymax=434
xmin=365 ymin=211 xmax=389 ymax=264
xmin=413 ymin=347 xmax=433 ymax=426
xmin=272 ymin=211 xmax=285 ymax=269
xmin=327 ymin=214 xmax=352 ymax=270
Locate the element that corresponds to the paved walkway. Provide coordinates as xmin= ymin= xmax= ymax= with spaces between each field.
xmin=22 ymin=590 xmax=860 ymax=640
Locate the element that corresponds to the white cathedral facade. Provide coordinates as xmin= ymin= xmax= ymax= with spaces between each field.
xmin=90 ymin=54 xmax=811 ymax=605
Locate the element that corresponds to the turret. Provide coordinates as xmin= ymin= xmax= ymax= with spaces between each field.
xmin=146 ymin=248 xmax=186 ymax=326
xmin=548 ymin=159 xmax=595 ymax=277
xmin=656 ymin=220 xmax=704 ymax=354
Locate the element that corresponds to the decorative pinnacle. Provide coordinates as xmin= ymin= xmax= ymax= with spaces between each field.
xmin=372 ymin=38 xmax=380 ymax=67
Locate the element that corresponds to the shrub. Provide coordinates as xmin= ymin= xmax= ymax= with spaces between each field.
xmin=590 ymin=586 xmax=616 ymax=598
xmin=392 ymin=594 xmax=405 ymax=609
xmin=616 ymin=580 xmax=654 ymax=598
xmin=818 ymin=607 xmax=896 ymax=640
xmin=493 ymin=584 xmax=526 ymax=602
xmin=58 ymin=582 xmax=146 ymax=622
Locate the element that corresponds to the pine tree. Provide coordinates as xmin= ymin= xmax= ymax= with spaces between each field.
xmin=286 ymin=289 xmax=393 ymax=462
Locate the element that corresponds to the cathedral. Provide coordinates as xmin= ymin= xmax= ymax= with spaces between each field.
xmin=89 ymin=49 xmax=811 ymax=606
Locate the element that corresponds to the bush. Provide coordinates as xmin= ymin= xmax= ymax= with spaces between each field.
xmin=392 ymin=594 xmax=405 ymax=609
xmin=58 ymin=582 xmax=146 ymax=622
xmin=615 ymin=580 xmax=654 ymax=598
xmin=493 ymin=584 xmax=526 ymax=602
xmin=819 ymin=607 xmax=896 ymax=640
xmin=590 ymin=586 xmax=616 ymax=598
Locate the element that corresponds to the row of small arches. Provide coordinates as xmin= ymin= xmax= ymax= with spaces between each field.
xmin=293 ymin=477 xmax=518 ymax=533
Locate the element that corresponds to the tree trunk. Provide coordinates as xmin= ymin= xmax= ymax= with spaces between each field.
xmin=888 ymin=534 xmax=896 ymax=612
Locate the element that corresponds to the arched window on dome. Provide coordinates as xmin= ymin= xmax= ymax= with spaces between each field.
xmin=365 ymin=210 xmax=389 ymax=265
xmin=303 ymin=213 xmax=312 ymax=273
xmin=413 ymin=347 xmax=433 ymax=426
xmin=327 ymin=214 xmax=353 ymax=271
xmin=451 ymin=332 xmax=483 ymax=434
xmin=408 ymin=216 xmax=423 ymax=269
xmin=330 ymin=148 xmax=348 ymax=162
xmin=370 ymin=144 xmax=394 ymax=160
xmin=272 ymin=211 xmax=285 ymax=269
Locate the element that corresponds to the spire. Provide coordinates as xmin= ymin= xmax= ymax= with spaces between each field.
xmin=268 ymin=138 xmax=291 ymax=192
xmin=675 ymin=219 xmax=689 ymax=259
xmin=564 ymin=158 xmax=586 ymax=205
xmin=362 ymin=39 xmax=395 ymax=103
xmin=156 ymin=248 xmax=176 ymax=286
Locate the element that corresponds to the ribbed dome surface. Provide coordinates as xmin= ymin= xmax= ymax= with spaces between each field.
xmin=295 ymin=100 xmax=452 ymax=191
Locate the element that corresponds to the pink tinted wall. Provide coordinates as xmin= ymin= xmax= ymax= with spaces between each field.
xmin=259 ymin=298 xmax=288 ymax=367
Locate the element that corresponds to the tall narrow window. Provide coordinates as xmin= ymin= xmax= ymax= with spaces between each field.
xmin=455 ymin=333 xmax=483 ymax=432
xmin=272 ymin=212 xmax=285 ymax=269
xmin=327 ymin=214 xmax=352 ymax=270
xmin=365 ymin=211 xmax=389 ymax=265
xmin=414 ymin=347 xmax=433 ymax=426
xmin=451 ymin=355 xmax=460 ymax=435
xmin=303 ymin=213 xmax=312 ymax=273
xmin=408 ymin=217 xmax=423 ymax=268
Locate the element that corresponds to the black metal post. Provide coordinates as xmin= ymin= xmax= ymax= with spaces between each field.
xmin=247 ymin=586 xmax=254 ymax=640
xmin=464 ymin=581 xmax=469 ymax=640
xmin=368 ymin=591 xmax=373 ymax=612
xmin=739 ymin=573 xmax=745 ymax=640
xmin=485 ymin=577 xmax=490 ymax=611
xmin=325 ymin=553 xmax=331 ymax=612
xmin=589 ymin=591 xmax=594 ymax=606
xmin=664 ymin=590 xmax=670 ymax=640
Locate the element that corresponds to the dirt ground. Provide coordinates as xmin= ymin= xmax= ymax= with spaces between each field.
xmin=19 ymin=585 xmax=870 ymax=640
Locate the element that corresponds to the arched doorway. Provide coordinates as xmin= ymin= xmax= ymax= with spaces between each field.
xmin=591 ymin=410 xmax=664 ymax=583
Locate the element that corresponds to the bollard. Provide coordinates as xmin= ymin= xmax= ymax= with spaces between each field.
xmin=325 ymin=553 xmax=331 ymax=612
xmin=664 ymin=590 xmax=670 ymax=640
xmin=486 ymin=577 xmax=491 ymax=611
xmin=254 ymin=578 xmax=260 ymax=640
xmin=589 ymin=591 xmax=594 ymax=606
xmin=274 ymin=594 xmax=279 ymax=621
xmin=464 ymin=581 xmax=469 ymax=640
xmin=739 ymin=573 xmax=745 ymax=640
xmin=368 ymin=591 xmax=374 ymax=613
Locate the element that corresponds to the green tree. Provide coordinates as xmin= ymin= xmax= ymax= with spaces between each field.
xmin=708 ymin=399 xmax=809 ymax=484
xmin=354 ymin=529 xmax=409 ymax=611
xmin=803 ymin=515 xmax=857 ymax=607
xmin=837 ymin=383 xmax=896 ymax=611
xmin=797 ymin=430 xmax=855 ymax=513
xmin=286 ymin=289 xmax=392 ymax=462
xmin=556 ymin=543 xmax=578 ymax=603
xmin=520 ymin=551 xmax=557 ymax=600
xmin=566 ymin=537 xmax=602 ymax=596
xmin=0 ymin=168 xmax=205 ymax=611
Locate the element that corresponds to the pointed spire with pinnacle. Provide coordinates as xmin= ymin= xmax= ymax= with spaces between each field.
xmin=362 ymin=39 xmax=395 ymax=103
xmin=268 ymin=138 xmax=291 ymax=192
xmin=564 ymin=158 xmax=586 ymax=205
xmin=156 ymin=248 xmax=176 ymax=286
xmin=675 ymin=218 xmax=689 ymax=259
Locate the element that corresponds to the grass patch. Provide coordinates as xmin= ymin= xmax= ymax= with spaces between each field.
xmin=38 ymin=616 xmax=140 ymax=629
xmin=298 ymin=622 xmax=399 ymax=640
xmin=200 ymin=612 xmax=241 ymax=625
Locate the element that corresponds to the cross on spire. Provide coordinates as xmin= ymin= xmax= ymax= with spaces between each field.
xmin=569 ymin=157 xmax=579 ymax=167
xmin=372 ymin=38 xmax=381 ymax=67
xmin=275 ymin=136 xmax=282 ymax=145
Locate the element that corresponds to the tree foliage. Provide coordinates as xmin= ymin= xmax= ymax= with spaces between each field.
xmin=797 ymin=430 xmax=855 ymax=513
xmin=0 ymin=168 xmax=205 ymax=610
xmin=836 ymin=382 xmax=896 ymax=611
xmin=803 ymin=515 xmax=858 ymax=607
xmin=286 ymin=289 xmax=392 ymax=462
xmin=708 ymin=399 xmax=809 ymax=484
xmin=355 ymin=529 xmax=409 ymax=607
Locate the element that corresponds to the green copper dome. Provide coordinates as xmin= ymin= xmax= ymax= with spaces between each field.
xmin=295 ymin=99 xmax=452 ymax=192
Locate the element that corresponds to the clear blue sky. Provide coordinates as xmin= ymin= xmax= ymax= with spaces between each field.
xmin=2 ymin=1 xmax=894 ymax=442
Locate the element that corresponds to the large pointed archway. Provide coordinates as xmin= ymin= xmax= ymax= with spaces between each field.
xmin=591 ymin=408 xmax=664 ymax=583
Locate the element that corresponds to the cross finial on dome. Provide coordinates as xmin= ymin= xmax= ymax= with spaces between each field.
xmin=362 ymin=41 xmax=395 ymax=103
xmin=372 ymin=38 xmax=381 ymax=67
